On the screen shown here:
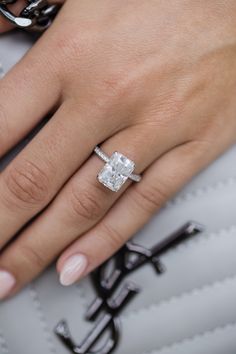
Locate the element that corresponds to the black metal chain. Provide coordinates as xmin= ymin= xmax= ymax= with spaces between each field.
xmin=0 ymin=0 xmax=61 ymax=31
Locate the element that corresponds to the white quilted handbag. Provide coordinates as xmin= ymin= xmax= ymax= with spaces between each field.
xmin=0 ymin=31 xmax=236 ymax=354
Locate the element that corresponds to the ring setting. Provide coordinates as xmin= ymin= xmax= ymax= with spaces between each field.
xmin=94 ymin=146 xmax=141 ymax=192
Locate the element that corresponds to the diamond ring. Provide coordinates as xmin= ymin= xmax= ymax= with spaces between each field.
xmin=94 ymin=146 xmax=142 ymax=192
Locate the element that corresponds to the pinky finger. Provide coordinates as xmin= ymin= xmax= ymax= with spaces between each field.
xmin=57 ymin=139 xmax=226 ymax=286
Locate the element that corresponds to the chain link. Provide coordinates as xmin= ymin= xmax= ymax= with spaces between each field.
xmin=0 ymin=0 xmax=61 ymax=31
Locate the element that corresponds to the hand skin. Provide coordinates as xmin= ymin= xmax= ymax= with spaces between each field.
xmin=0 ymin=0 xmax=236 ymax=298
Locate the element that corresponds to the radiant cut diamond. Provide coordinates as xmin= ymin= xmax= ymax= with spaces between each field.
xmin=98 ymin=152 xmax=135 ymax=192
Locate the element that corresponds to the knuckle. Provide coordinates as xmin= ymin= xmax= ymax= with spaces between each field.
xmin=69 ymin=183 xmax=104 ymax=222
xmin=53 ymin=28 xmax=84 ymax=57
xmin=51 ymin=28 xmax=92 ymax=78
xmin=101 ymin=70 xmax=138 ymax=105
xmin=132 ymin=181 xmax=169 ymax=214
xmin=4 ymin=159 xmax=50 ymax=206
xmin=99 ymin=221 xmax=124 ymax=251
xmin=18 ymin=244 xmax=46 ymax=270
xmin=0 ymin=103 xmax=10 ymax=151
xmin=102 ymin=73 xmax=131 ymax=98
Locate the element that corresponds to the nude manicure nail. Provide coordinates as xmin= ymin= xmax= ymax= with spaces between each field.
xmin=60 ymin=254 xmax=88 ymax=286
xmin=0 ymin=270 xmax=16 ymax=300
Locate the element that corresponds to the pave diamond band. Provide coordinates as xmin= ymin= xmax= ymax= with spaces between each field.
xmin=94 ymin=146 xmax=142 ymax=192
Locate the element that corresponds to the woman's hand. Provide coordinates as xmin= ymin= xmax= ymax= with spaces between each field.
xmin=0 ymin=0 xmax=236 ymax=299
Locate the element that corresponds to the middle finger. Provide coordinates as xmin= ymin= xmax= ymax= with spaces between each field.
xmin=0 ymin=100 xmax=117 ymax=248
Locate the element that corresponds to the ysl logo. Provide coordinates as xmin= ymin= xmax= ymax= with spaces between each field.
xmin=55 ymin=221 xmax=203 ymax=354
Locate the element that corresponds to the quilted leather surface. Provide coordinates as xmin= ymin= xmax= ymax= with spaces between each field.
xmin=0 ymin=31 xmax=236 ymax=354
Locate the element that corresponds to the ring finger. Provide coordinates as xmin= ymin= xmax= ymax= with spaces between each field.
xmin=0 ymin=122 xmax=184 ymax=297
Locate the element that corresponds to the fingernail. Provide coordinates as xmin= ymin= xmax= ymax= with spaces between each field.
xmin=59 ymin=254 xmax=88 ymax=286
xmin=0 ymin=270 xmax=16 ymax=300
